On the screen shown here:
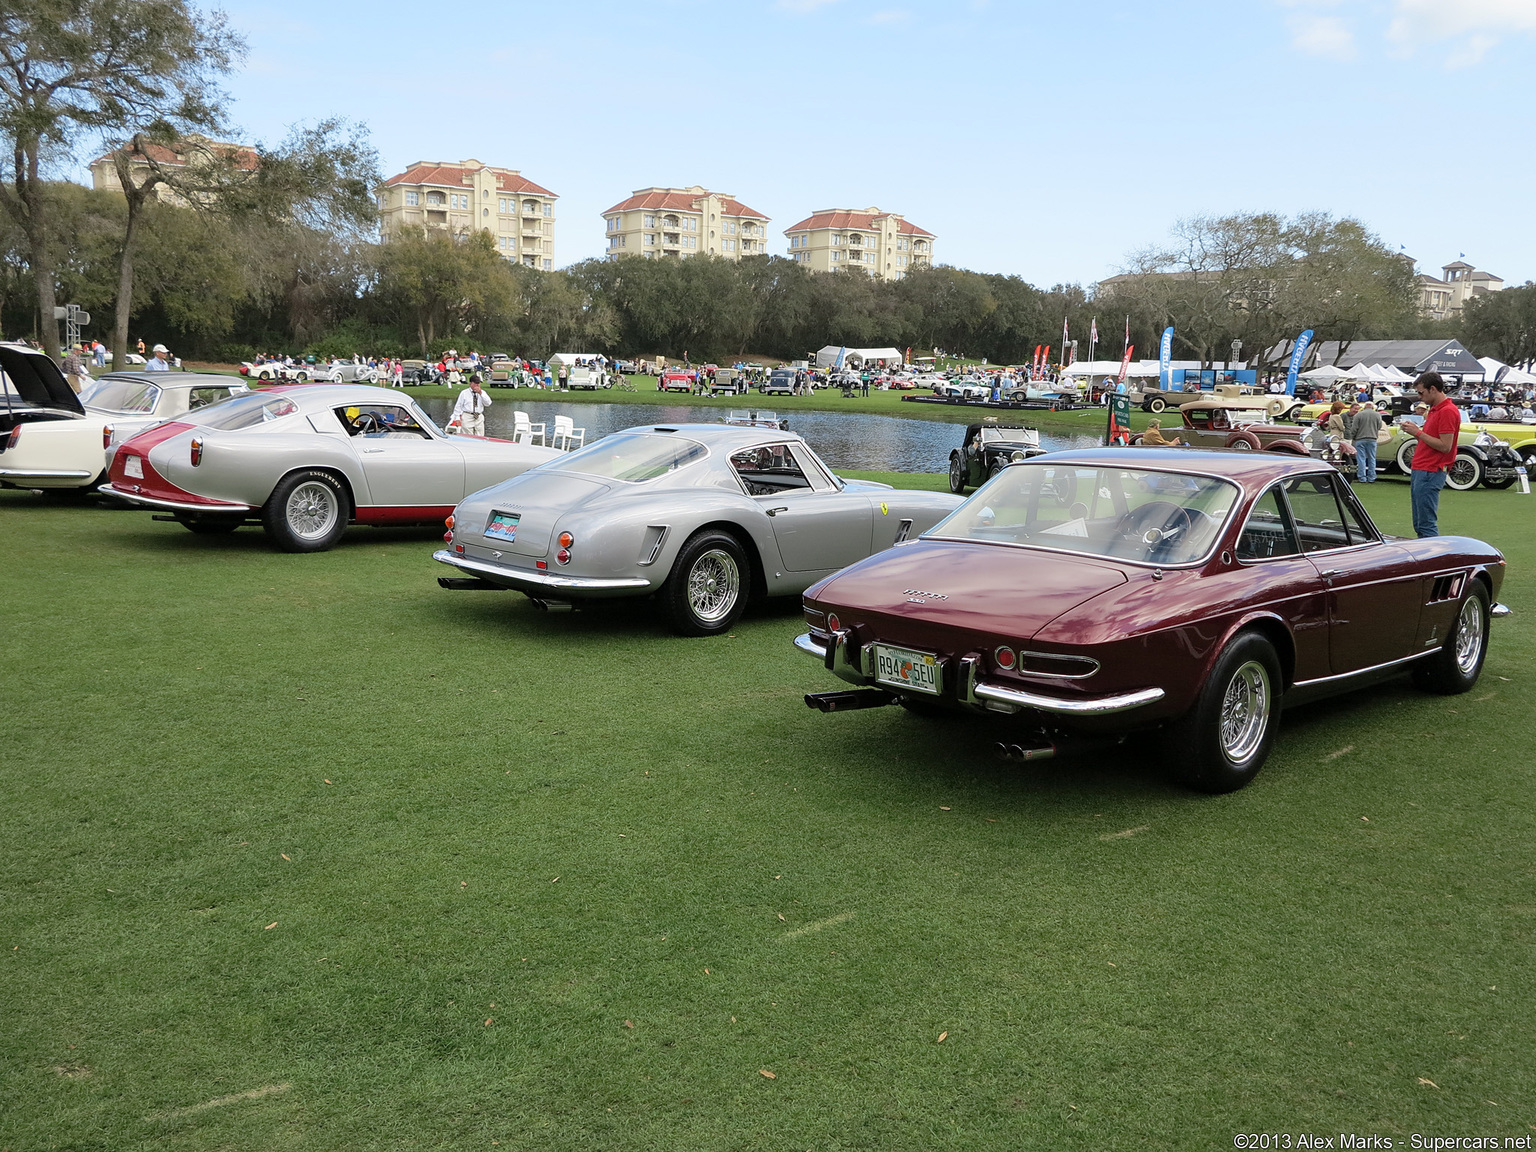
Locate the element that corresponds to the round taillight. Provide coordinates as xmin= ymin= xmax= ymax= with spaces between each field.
xmin=558 ymin=531 xmax=574 ymax=548
xmin=995 ymin=646 xmax=1017 ymax=670
xmin=827 ymin=613 xmax=841 ymax=632
xmin=190 ymin=437 xmax=203 ymax=467
xmin=556 ymin=548 xmax=571 ymax=565
xmin=102 ymin=424 xmax=114 ymax=449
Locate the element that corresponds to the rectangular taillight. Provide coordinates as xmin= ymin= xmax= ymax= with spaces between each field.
xmin=3 ymin=426 xmax=18 ymax=451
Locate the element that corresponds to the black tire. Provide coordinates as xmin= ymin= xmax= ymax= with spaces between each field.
xmin=262 ymin=470 xmax=349 ymax=552
xmin=178 ymin=516 xmax=241 ymax=535
xmin=1164 ymin=631 xmax=1282 ymax=793
xmin=1147 ymin=396 xmax=1167 ymax=414
xmin=989 ymin=459 xmax=1008 ymax=479
xmin=1445 ymin=451 xmax=1483 ymax=491
xmin=663 ymin=530 xmax=747 ymax=636
xmin=948 ymin=453 xmax=967 ymax=494
xmin=1412 ymin=582 xmax=1489 ymax=695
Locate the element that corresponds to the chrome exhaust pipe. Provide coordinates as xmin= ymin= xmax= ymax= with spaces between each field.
xmin=995 ymin=740 xmax=1057 ymax=762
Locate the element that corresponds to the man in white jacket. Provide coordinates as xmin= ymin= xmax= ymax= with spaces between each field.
xmin=448 ymin=376 xmax=491 ymax=435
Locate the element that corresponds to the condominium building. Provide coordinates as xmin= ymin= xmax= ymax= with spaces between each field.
xmin=601 ymin=186 xmax=769 ymax=260
xmin=89 ymin=134 xmax=257 ymax=207
xmin=783 ymin=208 xmax=934 ymax=280
xmin=1415 ymin=259 xmax=1504 ymax=321
xmin=379 ymin=159 xmax=557 ymax=269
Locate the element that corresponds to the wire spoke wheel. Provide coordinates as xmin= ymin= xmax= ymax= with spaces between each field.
xmin=286 ymin=481 xmax=339 ymax=540
xmin=1454 ymin=596 xmax=1485 ymax=674
xmin=1218 ymin=660 xmax=1271 ymax=763
xmin=687 ymin=549 xmax=740 ymax=623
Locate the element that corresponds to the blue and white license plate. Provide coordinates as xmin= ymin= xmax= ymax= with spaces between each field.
xmin=873 ymin=644 xmax=942 ymax=696
xmin=485 ymin=511 xmax=520 ymax=543
xmin=124 ymin=455 xmax=144 ymax=479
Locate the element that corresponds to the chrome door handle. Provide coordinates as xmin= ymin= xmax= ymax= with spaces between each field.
xmin=765 ymin=506 xmax=788 ymax=517
xmin=363 ymin=448 xmax=383 ymax=454
xmin=1318 ymin=569 xmax=1341 ymax=579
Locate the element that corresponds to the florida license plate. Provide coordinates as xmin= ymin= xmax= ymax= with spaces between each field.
xmin=873 ymin=644 xmax=942 ymax=696
xmin=485 ymin=511 xmax=520 ymax=543
xmin=124 ymin=455 xmax=144 ymax=479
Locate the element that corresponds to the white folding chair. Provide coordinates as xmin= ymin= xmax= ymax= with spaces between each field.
xmin=512 ymin=410 xmax=546 ymax=445
xmin=551 ymin=414 xmax=586 ymax=451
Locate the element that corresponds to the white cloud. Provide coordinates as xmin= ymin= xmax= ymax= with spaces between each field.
xmin=1288 ymin=13 xmax=1357 ymax=59
xmin=1388 ymin=0 xmax=1536 ymax=41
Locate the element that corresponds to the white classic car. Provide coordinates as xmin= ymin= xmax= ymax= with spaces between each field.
xmin=0 ymin=344 xmax=249 ymax=492
xmin=103 ymin=384 xmax=563 ymax=551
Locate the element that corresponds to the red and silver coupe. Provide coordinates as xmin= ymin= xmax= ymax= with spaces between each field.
xmin=797 ymin=448 xmax=1509 ymax=792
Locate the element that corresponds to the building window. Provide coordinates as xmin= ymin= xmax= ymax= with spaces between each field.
xmin=377 ymin=194 xmax=386 ymax=209
xmin=523 ymin=199 xmax=538 ymax=214
xmin=543 ymin=204 xmax=552 ymax=217
xmin=644 ymin=214 xmax=655 ymax=227
xmin=832 ymin=250 xmax=841 ymax=261
xmin=645 ymin=233 xmax=654 ymax=245
xmin=405 ymin=191 xmax=419 ymax=206
xmin=426 ymin=190 xmax=445 ymax=206
xmin=543 ymin=258 xmax=552 ymax=270
xmin=607 ymin=216 xmax=618 ymax=232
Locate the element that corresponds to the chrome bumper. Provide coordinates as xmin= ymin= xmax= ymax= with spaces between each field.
xmin=0 ymin=467 xmax=95 ymax=482
xmin=433 ymin=549 xmax=652 ymax=593
xmin=98 ymin=483 xmax=256 ymax=513
xmin=793 ymin=632 xmax=1165 ymax=717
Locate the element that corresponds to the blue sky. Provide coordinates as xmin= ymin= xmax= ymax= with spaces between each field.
xmin=178 ymin=0 xmax=1536 ymax=287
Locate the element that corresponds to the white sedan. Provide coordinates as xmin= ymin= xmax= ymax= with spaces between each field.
xmin=0 ymin=344 xmax=249 ymax=492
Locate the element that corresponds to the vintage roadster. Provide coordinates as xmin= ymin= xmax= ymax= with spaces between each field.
xmin=434 ymin=423 xmax=963 ymax=635
xmin=947 ymin=422 xmax=1048 ymax=493
xmin=796 ymin=448 xmax=1507 ymax=793
xmin=102 ymin=384 xmax=561 ymax=551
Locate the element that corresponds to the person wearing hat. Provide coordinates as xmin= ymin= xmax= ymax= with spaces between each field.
xmin=143 ymin=343 xmax=172 ymax=372
xmin=447 ymin=374 xmax=491 ymax=436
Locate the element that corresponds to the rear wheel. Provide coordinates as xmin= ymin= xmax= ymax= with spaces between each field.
xmin=663 ymin=530 xmax=747 ymax=636
xmin=1165 ymin=631 xmax=1282 ymax=793
xmin=1396 ymin=437 xmax=1418 ymax=475
xmin=263 ymin=470 xmax=349 ymax=552
xmin=1147 ymin=396 xmax=1167 ymax=414
xmin=1413 ymin=583 xmax=1489 ymax=694
xmin=1445 ymin=451 xmax=1483 ymax=491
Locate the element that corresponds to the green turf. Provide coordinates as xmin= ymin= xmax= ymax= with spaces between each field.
xmin=2 ymin=476 xmax=1533 ymax=1149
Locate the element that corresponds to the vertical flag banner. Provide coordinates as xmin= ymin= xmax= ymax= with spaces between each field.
xmin=1106 ymin=391 xmax=1132 ymax=445
xmin=1041 ymin=346 xmax=1051 ymax=379
xmin=1117 ymin=344 xmax=1135 ymax=389
xmin=1091 ymin=317 xmax=1098 ymax=345
xmin=1062 ymin=318 xmax=1071 ymax=367
xmin=1284 ymin=329 xmax=1314 ymax=396
xmin=1158 ymin=327 xmax=1175 ymax=392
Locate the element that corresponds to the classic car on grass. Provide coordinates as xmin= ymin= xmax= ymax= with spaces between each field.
xmin=239 ymin=361 xmax=312 ymax=382
xmin=932 ymin=377 xmax=990 ymax=401
xmin=0 ymin=345 xmax=249 ymax=493
xmin=102 ymin=384 xmax=562 ymax=551
xmin=796 ymin=448 xmax=1507 ymax=793
xmin=948 ymin=422 xmax=1048 ymax=493
xmin=319 ymin=359 xmax=380 ymax=384
xmin=434 ymin=423 xmax=963 ymax=636
xmin=761 ymin=369 xmax=798 ymax=396
xmin=1137 ymin=390 xmax=1310 ymax=454
xmin=1381 ymin=423 xmax=1529 ymax=490
xmin=657 ymin=370 xmax=696 ymax=394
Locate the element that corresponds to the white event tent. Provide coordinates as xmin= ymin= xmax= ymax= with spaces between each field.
xmin=1476 ymin=356 xmax=1536 ymax=387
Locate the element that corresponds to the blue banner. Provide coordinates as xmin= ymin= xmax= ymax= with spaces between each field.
xmin=1284 ymin=329 xmax=1314 ymax=396
xmin=1158 ymin=327 xmax=1174 ymax=391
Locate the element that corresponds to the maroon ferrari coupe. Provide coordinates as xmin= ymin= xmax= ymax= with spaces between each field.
xmin=796 ymin=448 xmax=1508 ymax=792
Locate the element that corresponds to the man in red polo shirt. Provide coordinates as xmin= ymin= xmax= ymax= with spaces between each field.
xmin=1397 ymin=371 xmax=1461 ymax=537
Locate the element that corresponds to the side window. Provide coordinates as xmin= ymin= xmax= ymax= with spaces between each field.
xmin=1281 ymin=475 xmax=1353 ymax=553
xmin=187 ymin=387 xmax=233 ymax=410
xmin=1333 ymin=484 xmax=1378 ymax=545
xmin=335 ymin=404 xmax=429 ymax=439
xmin=1236 ymin=485 xmax=1300 ymax=560
xmin=730 ymin=444 xmax=813 ymax=496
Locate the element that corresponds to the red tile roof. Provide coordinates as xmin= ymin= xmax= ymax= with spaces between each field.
xmin=785 ymin=209 xmax=933 ymax=238
xmin=384 ymin=162 xmax=556 ymax=197
xmin=603 ymin=188 xmax=767 ymax=219
xmin=91 ymin=138 xmax=258 ymax=171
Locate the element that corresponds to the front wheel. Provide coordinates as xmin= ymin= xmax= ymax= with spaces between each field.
xmin=948 ymin=453 xmax=967 ymax=494
xmin=1445 ymin=451 xmax=1483 ymax=491
xmin=1396 ymin=437 xmax=1417 ymax=475
xmin=1413 ymin=583 xmax=1489 ymax=694
xmin=1147 ymin=396 xmax=1167 ymax=414
xmin=1164 ymin=631 xmax=1282 ymax=793
xmin=262 ymin=470 xmax=349 ymax=552
xmin=663 ymin=530 xmax=747 ymax=636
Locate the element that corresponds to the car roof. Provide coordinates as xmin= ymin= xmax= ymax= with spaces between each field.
xmin=260 ymin=383 xmax=421 ymax=408
xmin=623 ymin=422 xmax=810 ymax=451
xmin=1040 ymin=446 xmax=1336 ymax=486
xmin=96 ymin=371 xmax=246 ymax=389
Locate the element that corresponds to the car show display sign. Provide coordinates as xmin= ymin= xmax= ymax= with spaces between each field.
xmin=1106 ymin=391 xmax=1133 ymax=445
xmin=1285 ymin=329 xmax=1315 ymax=396
xmin=1159 ymin=327 xmax=1175 ymax=392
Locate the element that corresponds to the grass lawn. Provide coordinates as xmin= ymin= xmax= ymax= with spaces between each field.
xmin=2 ymin=473 xmax=1534 ymax=1150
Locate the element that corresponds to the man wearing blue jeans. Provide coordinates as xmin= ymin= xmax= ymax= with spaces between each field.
xmin=1398 ymin=372 xmax=1461 ymax=537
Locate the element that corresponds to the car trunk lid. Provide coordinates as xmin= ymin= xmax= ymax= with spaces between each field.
xmin=473 ymin=471 xmax=612 ymax=556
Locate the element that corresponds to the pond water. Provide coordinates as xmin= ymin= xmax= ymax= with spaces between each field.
xmin=417 ymin=397 xmax=1105 ymax=473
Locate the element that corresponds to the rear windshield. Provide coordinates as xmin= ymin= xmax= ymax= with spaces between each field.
xmin=81 ymin=378 xmax=161 ymax=414
xmin=928 ymin=462 xmax=1240 ymax=567
xmin=548 ymin=433 xmax=708 ymax=482
xmin=192 ymin=392 xmax=301 ymax=430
